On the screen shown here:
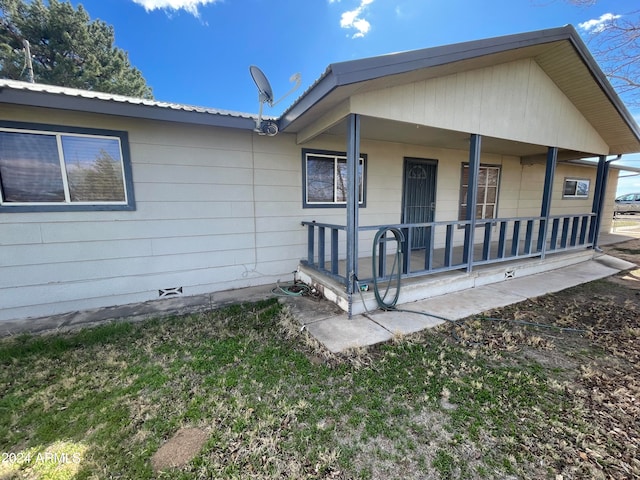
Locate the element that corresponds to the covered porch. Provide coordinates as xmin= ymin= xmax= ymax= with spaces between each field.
xmin=279 ymin=27 xmax=640 ymax=317
xmin=296 ymin=112 xmax=616 ymax=317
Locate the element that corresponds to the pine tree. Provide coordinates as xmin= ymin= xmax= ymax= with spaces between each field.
xmin=0 ymin=0 xmax=153 ymax=98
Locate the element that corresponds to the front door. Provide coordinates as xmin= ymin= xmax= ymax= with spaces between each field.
xmin=402 ymin=158 xmax=437 ymax=249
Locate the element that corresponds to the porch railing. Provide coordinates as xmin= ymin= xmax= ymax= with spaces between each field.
xmin=301 ymin=213 xmax=596 ymax=286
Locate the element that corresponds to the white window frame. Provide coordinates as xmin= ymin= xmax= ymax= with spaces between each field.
xmin=562 ymin=178 xmax=590 ymax=199
xmin=459 ymin=164 xmax=500 ymax=220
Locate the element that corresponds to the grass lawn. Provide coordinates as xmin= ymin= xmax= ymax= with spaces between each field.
xmin=1 ymin=265 xmax=638 ymax=478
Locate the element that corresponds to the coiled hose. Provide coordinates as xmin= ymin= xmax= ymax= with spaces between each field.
xmin=371 ymin=227 xmax=404 ymax=310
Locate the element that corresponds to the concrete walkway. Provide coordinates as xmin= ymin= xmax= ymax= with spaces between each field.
xmin=286 ymin=252 xmax=636 ymax=353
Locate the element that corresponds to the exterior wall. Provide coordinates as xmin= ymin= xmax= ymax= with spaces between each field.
xmin=0 ymin=105 xmax=307 ymax=323
xmin=515 ymin=160 xmax=618 ymax=235
xmin=351 ymin=58 xmax=609 ymax=155
xmin=0 ymin=104 xmax=611 ymax=324
xmin=516 ymin=162 xmax=599 ymax=217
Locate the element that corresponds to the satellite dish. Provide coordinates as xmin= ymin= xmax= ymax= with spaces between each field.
xmin=250 ymin=65 xmax=274 ymax=106
xmin=249 ymin=65 xmax=301 ymax=136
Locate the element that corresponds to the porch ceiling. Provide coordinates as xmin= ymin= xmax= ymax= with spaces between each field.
xmin=320 ymin=115 xmax=586 ymax=159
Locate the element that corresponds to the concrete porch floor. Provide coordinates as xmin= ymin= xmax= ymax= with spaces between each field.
xmin=288 ymin=230 xmax=639 ymax=353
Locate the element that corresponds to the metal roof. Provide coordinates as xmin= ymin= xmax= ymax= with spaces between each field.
xmin=0 ymin=78 xmax=259 ymax=130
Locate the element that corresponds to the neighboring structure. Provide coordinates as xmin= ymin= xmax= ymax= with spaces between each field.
xmin=1 ymin=25 xmax=639 ymax=324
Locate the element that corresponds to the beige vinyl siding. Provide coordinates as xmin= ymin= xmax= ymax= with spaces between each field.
xmin=552 ymin=165 xmax=596 ymax=214
xmin=0 ymin=105 xmax=304 ymax=322
xmin=251 ymin=135 xmax=307 ymax=275
xmin=499 ymin=158 xmax=526 ymax=218
xmin=351 ymin=58 xmax=609 ymax=155
xmin=514 ymin=163 xmax=548 ymax=217
xmin=601 ymin=172 xmax=618 ymax=233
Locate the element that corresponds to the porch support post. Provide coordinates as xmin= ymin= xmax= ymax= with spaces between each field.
xmin=537 ymin=146 xmax=557 ymax=258
xmin=464 ymin=134 xmax=481 ymax=273
xmin=346 ymin=113 xmax=361 ymax=318
xmin=589 ymin=155 xmax=610 ymax=249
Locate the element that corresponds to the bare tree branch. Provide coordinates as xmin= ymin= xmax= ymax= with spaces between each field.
xmin=570 ymin=2 xmax=640 ymax=105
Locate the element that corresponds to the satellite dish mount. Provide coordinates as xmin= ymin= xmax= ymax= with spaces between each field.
xmin=249 ymin=65 xmax=301 ymax=136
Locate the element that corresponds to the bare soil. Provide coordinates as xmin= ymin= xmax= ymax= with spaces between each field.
xmin=459 ymin=238 xmax=640 ymax=479
xmin=151 ymin=427 xmax=208 ymax=473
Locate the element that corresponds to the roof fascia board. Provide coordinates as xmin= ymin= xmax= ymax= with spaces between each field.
xmin=0 ymin=87 xmax=257 ymax=130
xmin=566 ymin=158 xmax=640 ymax=173
xmin=613 ymin=165 xmax=640 ymax=173
xmin=329 ymin=26 xmax=575 ymax=85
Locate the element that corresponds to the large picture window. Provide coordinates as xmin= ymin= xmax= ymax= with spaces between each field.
xmin=0 ymin=121 xmax=135 ymax=212
xmin=303 ymin=149 xmax=366 ymax=208
xmin=458 ymin=164 xmax=500 ymax=220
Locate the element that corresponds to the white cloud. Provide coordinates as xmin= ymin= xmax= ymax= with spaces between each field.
xmin=578 ymin=13 xmax=621 ymax=33
xmin=338 ymin=0 xmax=373 ymax=38
xmin=132 ymin=0 xmax=218 ymax=16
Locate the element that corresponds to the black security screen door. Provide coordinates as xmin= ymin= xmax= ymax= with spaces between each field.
xmin=402 ymin=158 xmax=437 ymax=249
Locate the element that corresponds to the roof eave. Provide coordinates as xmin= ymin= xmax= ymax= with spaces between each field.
xmin=562 ymin=28 xmax=640 ymax=151
xmin=278 ymin=69 xmax=339 ymax=132
xmin=0 ymin=84 xmax=257 ymax=130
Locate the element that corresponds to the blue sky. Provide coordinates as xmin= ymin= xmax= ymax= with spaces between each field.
xmin=68 ymin=0 xmax=640 ymax=192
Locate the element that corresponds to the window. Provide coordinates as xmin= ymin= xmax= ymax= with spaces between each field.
xmin=562 ymin=178 xmax=590 ymax=199
xmin=0 ymin=121 xmax=135 ymax=212
xmin=458 ymin=164 xmax=500 ymax=220
xmin=302 ymin=149 xmax=366 ymax=208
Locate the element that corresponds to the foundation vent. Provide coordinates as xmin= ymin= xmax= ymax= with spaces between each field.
xmin=159 ymin=287 xmax=183 ymax=297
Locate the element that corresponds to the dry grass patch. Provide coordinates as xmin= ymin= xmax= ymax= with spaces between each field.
xmin=2 ymin=241 xmax=640 ymax=480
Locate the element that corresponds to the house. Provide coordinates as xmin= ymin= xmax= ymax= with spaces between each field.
xmin=1 ymin=25 xmax=639 ymax=326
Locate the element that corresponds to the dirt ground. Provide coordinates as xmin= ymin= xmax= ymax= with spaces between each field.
xmin=461 ymin=237 xmax=640 ymax=479
xmin=151 ymin=428 xmax=208 ymax=473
